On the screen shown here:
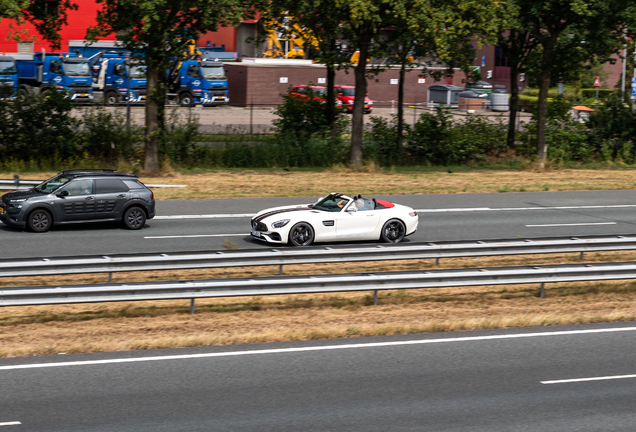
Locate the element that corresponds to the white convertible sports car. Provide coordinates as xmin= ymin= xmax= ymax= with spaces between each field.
xmin=250 ymin=193 xmax=418 ymax=246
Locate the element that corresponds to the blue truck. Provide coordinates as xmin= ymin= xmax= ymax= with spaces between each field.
xmin=91 ymin=52 xmax=147 ymax=105
xmin=167 ymin=58 xmax=229 ymax=107
xmin=15 ymin=52 xmax=94 ymax=102
xmin=0 ymin=54 xmax=18 ymax=99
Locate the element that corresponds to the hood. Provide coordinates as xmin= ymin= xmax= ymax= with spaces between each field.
xmin=1 ymin=188 xmax=39 ymax=201
xmin=252 ymin=204 xmax=315 ymax=222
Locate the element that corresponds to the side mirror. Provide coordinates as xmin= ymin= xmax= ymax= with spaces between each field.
xmin=347 ymin=206 xmax=357 ymax=212
xmin=57 ymin=190 xmax=69 ymax=197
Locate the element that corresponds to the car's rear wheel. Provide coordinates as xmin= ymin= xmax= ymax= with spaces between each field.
xmin=123 ymin=206 xmax=146 ymax=230
xmin=105 ymin=90 xmax=119 ymax=105
xmin=380 ymin=219 xmax=405 ymax=243
xmin=288 ymin=222 xmax=314 ymax=246
xmin=28 ymin=209 xmax=52 ymax=233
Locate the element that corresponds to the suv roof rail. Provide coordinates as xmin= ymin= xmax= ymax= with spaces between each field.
xmin=61 ymin=169 xmax=116 ymax=174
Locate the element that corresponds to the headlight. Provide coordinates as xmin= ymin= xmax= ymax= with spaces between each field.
xmin=347 ymin=100 xmax=354 ymax=104
xmin=272 ymin=219 xmax=290 ymax=229
xmin=10 ymin=198 xmax=27 ymax=203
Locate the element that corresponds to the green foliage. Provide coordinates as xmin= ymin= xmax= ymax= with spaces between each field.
xmin=273 ymin=90 xmax=339 ymax=139
xmin=0 ymin=91 xmax=79 ymax=162
xmin=79 ymin=106 xmax=143 ymax=164
xmin=586 ymin=93 xmax=636 ymax=161
xmin=160 ymin=109 xmax=201 ymax=166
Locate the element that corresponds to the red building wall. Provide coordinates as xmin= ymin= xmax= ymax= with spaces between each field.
xmin=0 ymin=0 xmax=114 ymax=53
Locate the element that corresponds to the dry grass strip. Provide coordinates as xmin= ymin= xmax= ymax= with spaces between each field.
xmin=2 ymin=250 xmax=636 ymax=358
xmin=6 ymin=166 xmax=636 ymax=200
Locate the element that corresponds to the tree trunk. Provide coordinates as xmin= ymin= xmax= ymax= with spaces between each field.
xmin=143 ymin=66 xmax=161 ymax=174
xmin=326 ymin=63 xmax=336 ymax=130
xmin=507 ymin=62 xmax=519 ymax=149
xmin=396 ymin=61 xmax=406 ymax=157
xmin=536 ymin=41 xmax=554 ymax=168
xmin=350 ymin=41 xmax=369 ymax=169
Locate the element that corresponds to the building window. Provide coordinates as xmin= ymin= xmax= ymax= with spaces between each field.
xmin=495 ymin=46 xmax=508 ymax=68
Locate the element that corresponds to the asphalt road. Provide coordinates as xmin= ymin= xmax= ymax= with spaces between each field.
xmin=1 ymin=189 xmax=636 ymax=259
xmin=2 ymin=322 xmax=636 ymax=431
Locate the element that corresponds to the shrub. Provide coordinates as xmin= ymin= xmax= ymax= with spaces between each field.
xmin=80 ymin=106 xmax=143 ymax=164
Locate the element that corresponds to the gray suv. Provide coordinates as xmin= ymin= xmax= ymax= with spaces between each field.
xmin=0 ymin=169 xmax=156 ymax=232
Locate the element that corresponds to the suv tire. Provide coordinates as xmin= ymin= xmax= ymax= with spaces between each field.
xmin=123 ymin=206 xmax=146 ymax=230
xmin=28 ymin=209 xmax=52 ymax=233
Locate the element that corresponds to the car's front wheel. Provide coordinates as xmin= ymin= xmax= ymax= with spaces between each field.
xmin=123 ymin=206 xmax=146 ymax=230
xmin=27 ymin=209 xmax=52 ymax=233
xmin=380 ymin=219 xmax=405 ymax=243
xmin=288 ymin=222 xmax=314 ymax=246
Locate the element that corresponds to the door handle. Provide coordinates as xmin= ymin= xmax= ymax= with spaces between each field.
xmin=117 ymin=194 xmax=126 ymax=198
xmin=85 ymin=196 xmax=95 ymax=200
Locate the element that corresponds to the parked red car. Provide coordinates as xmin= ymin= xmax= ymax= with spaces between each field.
xmin=290 ymin=85 xmax=342 ymax=108
xmin=334 ymin=85 xmax=373 ymax=114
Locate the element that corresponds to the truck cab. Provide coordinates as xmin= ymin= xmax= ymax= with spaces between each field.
xmin=15 ymin=52 xmax=93 ymax=102
xmin=93 ymin=54 xmax=147 ymax=105
xmin=169 ymin=59 xmax=229 ymax=107
xmin=0 ymin=55 xmax=17 ymax=99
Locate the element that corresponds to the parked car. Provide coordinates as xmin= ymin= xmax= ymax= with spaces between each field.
xmin=289 ymin=85 xmax=343 ymax=108
xmin=250 ymin=193 xmax=418 ymax=246
xmin=0 ymin=169 xmax=155 ymax=232
xmin=334 ymin=85 xmax=373 ymax=113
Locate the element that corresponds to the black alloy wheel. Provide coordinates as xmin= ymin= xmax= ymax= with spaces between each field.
xmin=123 ymin=206 xmax=146 ymax=230
xmin=288 ymin=222 xmax=314 ymax=246
xmin=380 ymin=219 xmax=406 ymax=243
xmin=28 ymin=209 xmax=52 ymax=233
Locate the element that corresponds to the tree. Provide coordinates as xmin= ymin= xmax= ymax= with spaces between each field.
xmin=88 ymin=0 xmax=261 ymax=174
xmin=516 ymin=0 xmax=636 ymax=167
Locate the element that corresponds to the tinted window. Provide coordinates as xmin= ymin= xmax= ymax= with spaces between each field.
xmin=96 ymin=179 xmax=129 ymax=194
xmin=123 ymin=180 xmax=144 ymax=189
xmin=62 ymin=179 xmax=93 ymax=196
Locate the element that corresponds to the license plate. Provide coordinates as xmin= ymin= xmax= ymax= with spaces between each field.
xmin=215 ymin=97 xmax=225 ymax=101
xmin=0 ymin=207 xmax=4 ymax=213
xmin=251 ymin=230 xmax=261 ymax=237
xmin=79 ymin=94 xmax=87 ymax=97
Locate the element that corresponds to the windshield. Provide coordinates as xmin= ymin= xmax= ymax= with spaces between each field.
xmin=339 ymin=88 xmax=355 ymax=97
xmin=35 ymin=175 xmax=70 ymax=193
xmin=63 ymin=61 xmax=91 ymax=77
xmin=312 ymin=194 xmax=350 ymax=212
xmin=129 ymin=65 xmax=146 ymax=79
xmin=200 ymin=66 xmax=226 ymax=79
xmin=0 ymin=60 xmax=16 ymax=75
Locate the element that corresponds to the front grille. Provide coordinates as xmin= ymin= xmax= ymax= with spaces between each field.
xmin=251 ymin=220 xmax=267 ymax=231
xmin=212 ymin=86 xmax=227 ymax=90
xmin=71 ymin=86 xmax=91 ymax=94
xmin=210 ymin=91 xmax=227 ymax=97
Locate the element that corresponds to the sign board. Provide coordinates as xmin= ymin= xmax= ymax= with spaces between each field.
xmin=593 ymin=76 xmax=601 ymax=87
xmin=418 ymin=78 xmax=426 ymax=84
xmin=631 ymin=77 xmax=636 ymax=100
xmin=481 ymin=56 xmax=486 ymax=67
xmin=390 ymin=79 xmax=398 ymax=85
xmin=317 ymin=78 xmax=326 ymax=84
xmin=279 ymin=77 xmax=288 ymax=84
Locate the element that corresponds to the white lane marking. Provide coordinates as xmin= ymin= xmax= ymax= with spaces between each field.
xmin=144 ymin=234 xmax=248 ymax=239
xmin=542 ymin=374 xmax=636 ymax=385
xmin=526 ymin=222 xmax=617 ymax=227
xmin=0 ymin=422 xmax=21 ymax=427
xmin=154 ymin=205 xmax=636 ymax=220
xmin=1 ymin=326 xmax=636 ymax=371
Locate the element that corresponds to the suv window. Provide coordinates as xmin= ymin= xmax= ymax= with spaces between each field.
xmin=96 ymin=179 xmax=129 ymax=194
xmin=62 ymin=179 xmax=93 ymax=196
xmin=123 ymin=179 xmax=144 ymax=189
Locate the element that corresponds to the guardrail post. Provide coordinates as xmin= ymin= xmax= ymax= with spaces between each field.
xmin=373 ymin=290 xmax=378 ymax=305
xmin=13 ymin=174 xmax=19 ymax=188
xmin=108 ymin=272 xmax=112 ymax=283
xmin=435 ymin=258 xmax=440 ymax=266
xmin=540 ymin=283 xmax=545 ymax=299
xmin=279 ymin=265 xmax=283 ymax=275
xmin=190 ymin=298 xmax=196 ymax=315
xmin=579 ymin=251 xmax=584 ymax=260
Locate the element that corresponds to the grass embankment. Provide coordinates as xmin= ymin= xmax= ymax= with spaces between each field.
xmin=2 ymin=165 xmax=636 ymax=358
xmin=6 ymin=164 xmax=636 ymax=200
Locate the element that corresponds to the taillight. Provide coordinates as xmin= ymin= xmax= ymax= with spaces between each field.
xmin=150 ymin=191 xmax=154 ymax=201
xmin=409 ymin=212 xmax=417 ymax=217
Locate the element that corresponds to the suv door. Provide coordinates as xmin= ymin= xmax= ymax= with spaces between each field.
xmin=94 ymin=178 xmax=130 ymax=219
xmin=53 ymin=179 xmax=96 ymax=221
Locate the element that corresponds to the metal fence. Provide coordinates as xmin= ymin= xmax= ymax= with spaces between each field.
xmin=2 ymin=235 xmax=636 ymax=311
xmin=0 ymin=177 xmax=186 ymax=190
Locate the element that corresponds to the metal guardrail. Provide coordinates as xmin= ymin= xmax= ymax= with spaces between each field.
xmin=0 ymin=178 xmax=186 ymax=189
xmin=2 ymin=260 xmax=636 ymax=307
xmin=1 ymin=235 xmax=635 ymax=279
